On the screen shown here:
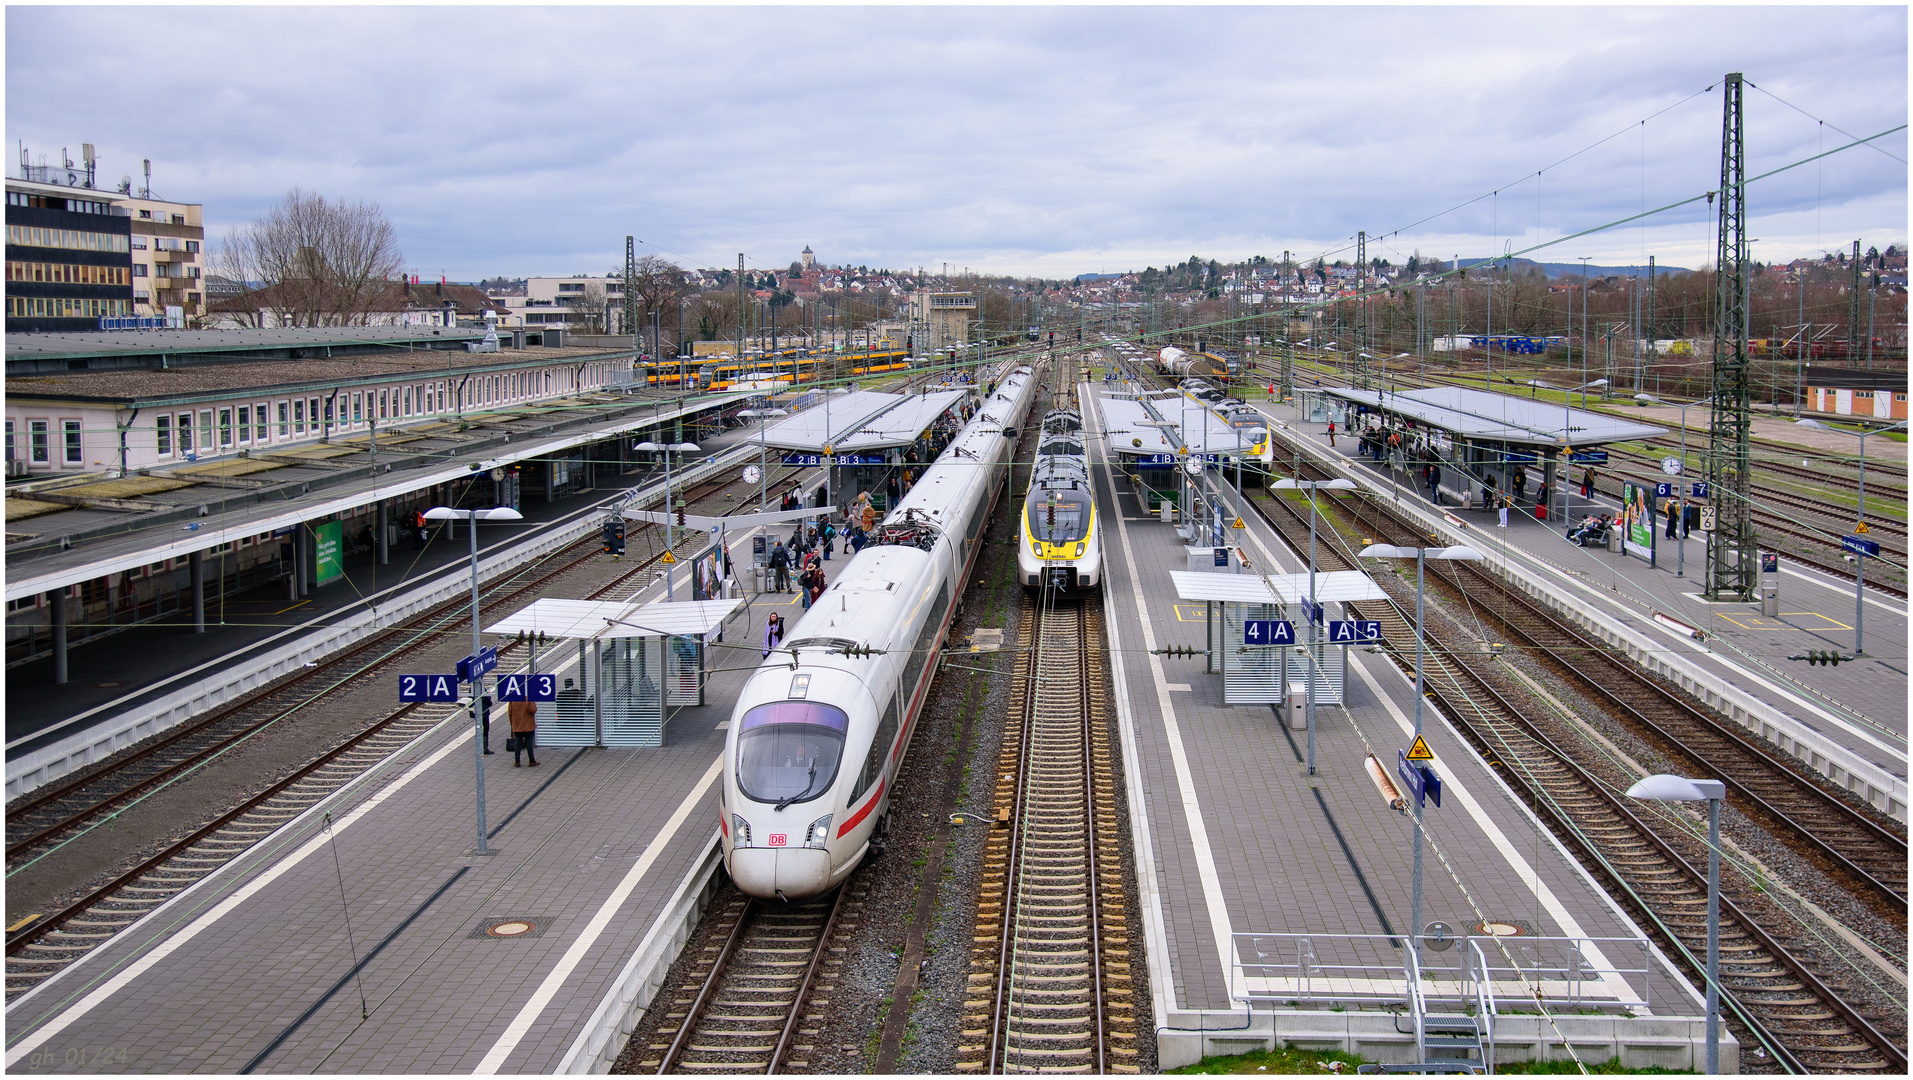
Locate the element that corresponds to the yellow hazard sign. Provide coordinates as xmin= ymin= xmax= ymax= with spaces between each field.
xmin=1406 ymin=735 xmax=1435 ymax=761
xmin=1855 ymin=521 xmax=1871 ymax=534
xmin=1232 ymin=517 xmax=1246 ymax=529
xmin=660 ymin=551 xmax=677 ymax=564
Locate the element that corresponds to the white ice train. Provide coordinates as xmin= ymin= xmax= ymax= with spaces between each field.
xmin=1016 ymin=408 xmax=1103 ymax=591
xmin=719 ymin=366 xmax=1038 ymax=901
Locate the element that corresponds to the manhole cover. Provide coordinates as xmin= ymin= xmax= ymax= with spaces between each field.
xmin=1473 ymin=919 xmax=1533 ymax=938
xmin=95 ymin=681 xmax=127 ymax=688
xmin=471 ymin=917 xmax=550 ymax=940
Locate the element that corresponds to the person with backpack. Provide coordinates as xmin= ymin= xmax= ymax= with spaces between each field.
xmin=821 ymin=521 xmax=836 ymax=560
xmin=769 ymin=540 xmax=791 ymax=593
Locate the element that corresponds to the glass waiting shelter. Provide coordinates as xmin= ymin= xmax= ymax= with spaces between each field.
xmin=1168 ymin=569 xmax=1388 ymax=705
xmin=483 ymin=596 xmax=743 ymax=747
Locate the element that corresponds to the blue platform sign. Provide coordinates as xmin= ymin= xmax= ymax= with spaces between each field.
xmin=1244 ymin=620 xmax=1295 ymax=646
xmin=1397 ymin=750 xmax=1443 ymax=809
xmin=399 ymin=674 xmax=460 ymax=702
xmin=782 ymin=453 xmax=887 ymax=467
xmin=1327 ymin=619 xmax=1383 ymax=643
xmin=1655 ymin=482 xmax=1676 ymax=498
xmin=1689 ymin=481 xmax=1709 ymax=499
xmin=1214 ymin=547 xmax=1229 ymax=567
xmin=496 ymin=672 xmax=559 ymax=702
xmin=1299 ymin=598 xmax=1324 ymax=625
xmin=1842 ymin=535 xmax=1880 ymax=558
xmin=456 ymin=645 xmax=499 ymax=683
xmin=1568 ymin=450 xmax=1609 ymax=464
xmin=1141 ymin=453 xmax=1222 ymax=465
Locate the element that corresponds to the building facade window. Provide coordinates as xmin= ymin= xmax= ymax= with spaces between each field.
xmin=353 ymin=393 xmax=363 ymax=423
xmin=307 ymin=398 xmax=319 ymax=433
xmin=379 ymin=389 xmax=387 ymax=419
xmin=63 ymin=419 xmax=82 ymax=464
xmin=3 ymin=419 xmax=13 ymax=462
xmin=237 ymin=405 xmax=251 ymax=443
xmin=277 ymin=401 xmax=289 ymax=437
xmin=198 ymin=411 xmax=213 ymax=453
xmin=176 ymin=413 xmax=192 ymax=454
xmin=28 ymin=419 xmax=48 ymax=462
xmin=157 ymin=414 xmax=172 ymax=454
xmin=218 ymin=408 xmax=233 ymax=447
xmin=293 ymin=399 xmax=305 ymax=435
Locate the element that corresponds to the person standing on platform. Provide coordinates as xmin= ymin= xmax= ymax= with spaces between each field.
xmin=1326 ymin=421 xmax=1336 ymax=448
xmin=1581 ymin=467 xmax=1596 ymax=499
xmin=1498 ymin=492 xmax=1511 ymax=528
xmin=763 ymin=611 xmax=785 ymax=658
xmin=1428 ymin=464 xmax=1442 ymax=504
xmin=851 ymin=527 xmax=868 ymax=554
xmin=1535 ymin=482 xmax=1550 ymax=520
xmin=769 ymin=540 xmax=791 ymax=593
xmin=862 ymin=499 xmax=878 ymax=534
xmin=509 ymin=697 xmax=538 ymax=767
xmin=821 ymin=521 xmax=835 ymax=560
xmin=1665 ymin=497 xmax=1682 ymax=539
xmin=1513 ymin=466 xmax=1528 ymax=504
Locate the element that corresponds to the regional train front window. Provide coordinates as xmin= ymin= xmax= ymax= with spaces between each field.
xmin=735 ymin=701 xmax=848 ymax=808
xmin=1028 ymin=491 xmax=1091 ymax=545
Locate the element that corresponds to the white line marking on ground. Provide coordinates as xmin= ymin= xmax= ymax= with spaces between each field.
xmin=4 ymin=729 xmax=472 ymax=1065
xmin=471 ymin=754 xmax=723 ymax=1074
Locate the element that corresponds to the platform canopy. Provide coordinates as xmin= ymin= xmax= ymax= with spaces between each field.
xmin=1102 ymin=393 xmax=1264 ymax=459
xmin=1169 ymin=570 xmax=1389 ymax=605
xmin=484 ymin=597 xmax=742 ymax=640
xmin=761 ymin=389 xmax=967 ymax=454
xmin=1326 ymin=386 xmax=1665 ymax=448
xmin=1100 ymin=395 xmax=1179 ymax=457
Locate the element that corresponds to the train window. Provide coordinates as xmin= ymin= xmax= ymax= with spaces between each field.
xmin=1028 ymin=490 xmax=1092 ymax=545
xmin=735 ymin=701 xmax=849 ymax=807
xmin=852 ymin=697 xmax=899 ymax=800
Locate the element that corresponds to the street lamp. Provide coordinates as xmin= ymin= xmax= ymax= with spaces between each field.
xmin=1626 ymin=774 xmax=1726 ymax=1075
xmin=1274 ymin=477 xmax=1357 ymax=776
xmin=1794 ymin=417 xmax=1907 ymax=653
xmin=1356 ymin=543 xmax=1484 ymax=960
xmin=633 ymin=440 xmax=701 ymax=599
xmin=737 ymin=408 xmax=788 ymax=510
xmin=422 ymin=504 xmax=525 ymax=855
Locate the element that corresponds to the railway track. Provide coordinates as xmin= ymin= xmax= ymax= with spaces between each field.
xmin=1246 ymin=473 xmax=1908 ymax=1072
xmin=4 ymin=471 xmax=738 ymax=871
xmin=642 ymin=884 xmax=858 ymax=1073
xmin=958 ymin=593 xmax=1136 ymax=1073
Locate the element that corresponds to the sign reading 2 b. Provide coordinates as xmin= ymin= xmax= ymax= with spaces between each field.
xmin=496 ymin=673 xmax=559 ymax=702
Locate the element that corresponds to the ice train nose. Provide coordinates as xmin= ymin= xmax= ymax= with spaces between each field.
xmin=727 ymin=847 xmax=831 ymax=900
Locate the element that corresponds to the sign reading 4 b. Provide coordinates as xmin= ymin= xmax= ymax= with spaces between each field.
xmin=496 ymin=673 xmax=558 ymax=702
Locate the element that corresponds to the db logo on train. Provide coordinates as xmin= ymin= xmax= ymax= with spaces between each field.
xmin=767 ymin=834 xmax=789 ymax=847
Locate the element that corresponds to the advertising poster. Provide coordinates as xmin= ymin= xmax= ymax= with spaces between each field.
xmin=1621 ymin=483 xmax=1653 ymax=559
xmin=314 ymin=520 xmax=346 ymax=585
xmin=691 ymin=548 xmax=721 ymax=601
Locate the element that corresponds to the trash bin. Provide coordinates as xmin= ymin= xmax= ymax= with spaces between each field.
xmin=1608 ymin=529 xmax=1624 ymax=554
xmin=1284 ymin=682 xmax=1309 ymax=730
xmin=1761 ymin=577 xmax=1779 ymax=617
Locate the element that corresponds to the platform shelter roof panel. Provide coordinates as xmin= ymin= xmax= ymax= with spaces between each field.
xmin=1100 ymin=396 xmax=1177 ymax=456
xmin=1326 ymin=386 xmax=1665 ymax=447
xmin=832 ymin=389 xmax=968 ymax=452
xmin=759 ymin=391 xmax=903 ymax=453
xmin=1177 ymin=403 xmax=1268 ymax=456
xmin=484 ymin=597 xmax=742 ymax=639
xmin=1169 ymin=570 xmax=1388 ymax=605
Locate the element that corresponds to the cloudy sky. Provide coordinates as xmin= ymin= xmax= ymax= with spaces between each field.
xmin=8 ymin=5 xmax=1905 ymax=281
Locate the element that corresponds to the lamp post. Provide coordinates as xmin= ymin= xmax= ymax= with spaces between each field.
xmin=1626 ymin=774 xmax=1727 ymax=1074
xmin=1636 ymin=393 xmax=1706 ymax=577
xmin=1794 ymin=417 xmax=1907 ymax=654
xmin=1274 ymin=478 xmax=1357 ymax=776
xmin=633 ymin=440 xmax=701 ymax=599
xmin=738 ymin=408 xmax=788 ymax=510
xmin=1357 ymin=543 xmax=1485 ymax=959
xmin=422 ymin=504 xmax=525 ymax=855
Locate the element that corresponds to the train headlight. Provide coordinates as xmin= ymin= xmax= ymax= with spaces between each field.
xmin=1074 ymin=542 xmax=1086 ymax=557
xmin=804 ymin=815 xmax=834 ymax=848
xmin=1030 ymin=539 xmax=1043 ymax=555
xmin=731 ymin=815 xmax=753 ymax=847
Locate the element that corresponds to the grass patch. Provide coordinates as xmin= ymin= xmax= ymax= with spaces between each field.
xmin=1497 ymin=1057 xmax=1691 ymax=1074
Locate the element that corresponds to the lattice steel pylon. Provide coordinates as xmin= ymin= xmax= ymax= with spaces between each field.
xmin=1706 ymin=73 xmax=1756 ymax=602
xmin=1351 ymin=230 xmax=1370 ymax=390
xmin=624 ymin=235 xmax=638 ymax=345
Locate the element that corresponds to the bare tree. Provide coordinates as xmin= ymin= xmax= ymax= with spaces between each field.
xmin=213 ymin=187 xmax=403 ymax=326
xmin=627 ymin=255 xmax=691 ymax=332
xmin=567 ymin=280 xmax=610 ymax=333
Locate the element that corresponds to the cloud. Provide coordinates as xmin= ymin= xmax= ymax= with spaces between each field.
xmin=7 ymin=5 xmax=1904 ymax=279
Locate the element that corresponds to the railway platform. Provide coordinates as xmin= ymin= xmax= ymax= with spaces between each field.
xmin=2 ymin=507 xmax=831 ymax=1074
xmin=1080 ymin=383 xmax=1723 ymax=1071
xmin=1260 ymin=395 xmax=1908 ymax=822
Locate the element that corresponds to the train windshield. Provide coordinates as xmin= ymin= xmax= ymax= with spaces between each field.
xmin=1028 ymin=490 xmax=1092 ymax=545
xmin=735 ymin=701 xmax=849 ymax=808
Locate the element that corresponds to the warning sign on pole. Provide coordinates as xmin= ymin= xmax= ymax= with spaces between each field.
xmin=1232 ymin=517 xmax=1245 ymax=529
xmin=1406 ymin=734 xmax=1435 ymax=761
xmin=660 ymin=551 xmax=677 ymax=564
